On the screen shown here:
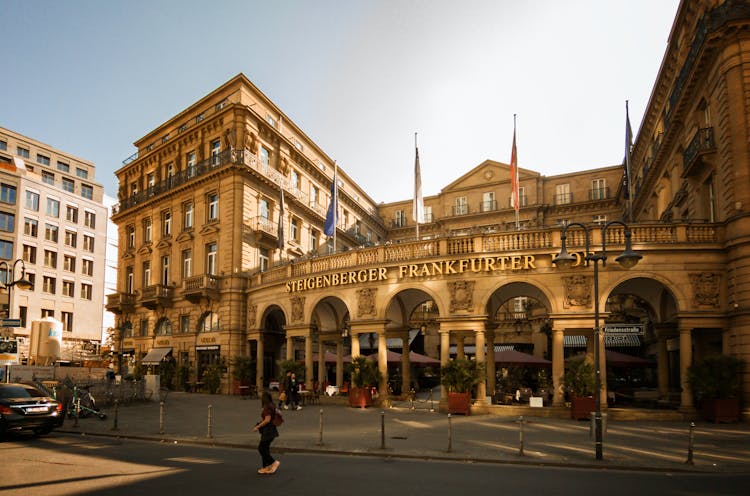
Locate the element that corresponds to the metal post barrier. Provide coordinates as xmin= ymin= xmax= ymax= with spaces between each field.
xmin=380 ymin=411 xmax=386 ymax=449
xmin=447 ymin=413 xmax=452 ymax=453
xmin=317 ymin=408 xmax=324 ymax=446
xmin=207 ymin=404 xmax=213 ymax=438
xmin=429 ymin=388 xmax=434 ymax=412
xmin=686 ymin=421 xmax=695 ymax=465
xmin=159 ymin=401 xmax=164 ymax=435
xmin=111 ymin=399 xmax=119 ymax=431
xmin=410 ymin=388 xmax=415 ymax=411
xmin=517 ymin=416 xmax=525 ymax=456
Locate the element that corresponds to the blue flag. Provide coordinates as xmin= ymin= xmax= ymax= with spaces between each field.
xmin=622 ymin=101 xmax=633 ymax=200
xmin=277 ymin=186 xmax=285 ymax=250
xmin=324 ymin=169 xmax=337 ymax=236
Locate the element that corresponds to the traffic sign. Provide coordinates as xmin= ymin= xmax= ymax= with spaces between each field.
xmin=1 ymin=318 xmax=22 ymax=327
xmin=604 ymin=324 xmax=644 ymax=335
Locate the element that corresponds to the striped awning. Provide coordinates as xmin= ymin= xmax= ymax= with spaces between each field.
xmin=564 ymin=335 xmax=641 ymax=348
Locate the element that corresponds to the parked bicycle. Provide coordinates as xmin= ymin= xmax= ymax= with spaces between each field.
xmin=64 ymin=381 xmax=107 ymax=420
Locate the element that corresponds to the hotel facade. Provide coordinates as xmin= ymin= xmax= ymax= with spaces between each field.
xmin=109 ymin=0 xmax=750 ymax=418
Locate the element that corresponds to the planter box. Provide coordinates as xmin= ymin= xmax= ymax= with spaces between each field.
xmin=700 ymin=398 xmax=740 ymax=423
xmin=448 ymin=391 xmax=471 ymax=415
xmin=571 ymin=396 xmax=596 ymax=420
xmin=348 ymin=386 xmax=373 ymax=408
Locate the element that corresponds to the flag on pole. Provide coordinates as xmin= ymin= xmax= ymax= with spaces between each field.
xmin=413 ymin=136 xmax=424 ymax=224
xmin=277 ymin=183 xmax=285 ymax=250
xmin=622 ymin=101 xmax=633 ymax=201
xmin=510 ymin=122 xmax=520 ymax=213
xmin=324 ymin=167 xmax=337 ymax=237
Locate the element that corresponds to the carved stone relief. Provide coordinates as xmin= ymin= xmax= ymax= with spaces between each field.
xmin=563 ymin=275 xmax=591 ymax=308
xmin=689 ymin=272 xmax=720 ymax=308
xmin=448 ymin=280 xmax=475 ymax=312
xmin=291 ymin=296 xmax=305 ymax=323
xmin=247 ymin=304 xmax=257 ymax=329
xmin=357 ymin=288 xmax=377 ymax=317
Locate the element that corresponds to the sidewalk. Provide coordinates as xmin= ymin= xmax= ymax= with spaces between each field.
xmin=59 ymin=391 xmax=750 ymax=473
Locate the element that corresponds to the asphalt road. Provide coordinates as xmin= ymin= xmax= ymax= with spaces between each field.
xmin=2 ymin=433 xmax=748 ymax=496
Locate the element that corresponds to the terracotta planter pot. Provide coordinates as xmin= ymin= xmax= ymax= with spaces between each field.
xmin=447 ymin=391 xmax=471 ymax=415
xmin=348 ymin=386 xmax=373 ymax=408
xmin=571 ymin=396 xmax=597 ymax=420
xmin=700 ymin=398 xmax=740 ymax=423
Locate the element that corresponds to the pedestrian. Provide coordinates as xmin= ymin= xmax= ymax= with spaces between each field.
xmin=282 ymin=370 xmax=292 ymax=410
xmin=252 ymin=391 xmax=281 ymax=474
xmin=290 ymin=372 xmax=301 ymax=410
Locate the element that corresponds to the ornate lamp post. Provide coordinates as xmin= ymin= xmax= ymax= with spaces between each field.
xmin=553 ymin=221 xmax=641 ymax=460
xmin=0 ymin=259 xmax=34 ymax=338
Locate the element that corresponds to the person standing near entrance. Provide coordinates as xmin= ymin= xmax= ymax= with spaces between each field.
xmin=290 ymin=371 xmax=301 ymax=410
xmin=253 ymin=391 xmax=280 ymax=474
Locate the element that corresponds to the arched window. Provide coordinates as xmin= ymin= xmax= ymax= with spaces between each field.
xmin=200 ymin=312 xmax=220 ymax=333
xmin=155 ymin=318 xmax=172 ymax=336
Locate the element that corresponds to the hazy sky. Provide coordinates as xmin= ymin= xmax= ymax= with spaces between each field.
xmin=2 ymin=0 xmax=679 ymax=203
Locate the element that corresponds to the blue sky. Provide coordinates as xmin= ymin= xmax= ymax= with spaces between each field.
xmin=2 ymin=0 xmax=679 ymax=203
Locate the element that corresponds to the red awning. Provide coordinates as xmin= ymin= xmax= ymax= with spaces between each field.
xmin=494 ymin=349 xmax=551 ymax=367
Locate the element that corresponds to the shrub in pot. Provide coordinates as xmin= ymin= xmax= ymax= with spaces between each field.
xmin=564 ymin=355 xmax=596 ymax=420
xmin=347 ymin=356 xmax=381 ymax=408
xmin=688 ymin=354 xmax=743 ymax=423
xmin=440 ymin=357 xmax=485 ymax=415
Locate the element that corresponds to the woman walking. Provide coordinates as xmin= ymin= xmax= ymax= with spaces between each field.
xmin=252 ymin=391 xmax=281 ymax=474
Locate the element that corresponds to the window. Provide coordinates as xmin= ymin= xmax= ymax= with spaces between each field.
xmin=454 ymin=197 xmax=467 ymax=215
xmin=482 ymin=192 xmax=496 ymax=212
xmin=259 ymin=248 xmax=269 ymax=272
xmin=156 ymin=319 xmax=172 ymax=336
xmin=43 ymin=276 xmax=56 ymax=294
xmin=126 ymin=224 xmax=135 ymax=248
xmin=44 ymin=249 xmax=57 ymax=268
xmin=25 ymin=272 xmax=35 ymax=289
xmin=210 ymin=139 xmax=221 ymax=165
xmin=395 ymin=210 xmax=406 ymax=228
xmin=19 ymin=306 xmax=27 ymax=327
xmin=0 ymin=212 xmax=15 ymax=232
xmin=310 ymin=229 xmax=319 ymax=251
xmin=512 ymin=186 xmax=528 ymax=207
xmin=266 ymin=115 xmax=277 ymax=128
xmin=23 ymin=244 xmax=36 ymax=264
xmin=61 ymin=311 xmax=73 ymax=333
xmin=555 ymin=184 xmax=571 ymax=205
xmin=424 ymin=205 xmax=433 ymax=222
xmin=591 ymin=178 xmax=607 ymax=200
xmin=81 ymin=283 xmax=92 ymax=300
xmin=41 ymin=308 xmax=54 ymax=319
xmin=25 ymin=191 xmax=39 ymax=211
xmin=206 ymin=242 xmax=217 ymax=275
xmin=76 ymin=167 xmax=88 ymax=179
xmin=84 ymin=211 xmax=95 ymax=228
xmin=200 ymin=312 xmax=220 ymax=333
xmin=147 ymin=172 xmax=155 ymax=188
xmin=161 ymin=255 xmax=170 ymax=286
xmin=259 ymin=198 xmax=269 ymax=220
xmin=162 ymin=210 xmax=172 ymax=237
xmin=186 ymin=151 xmax=196 ymax=176
xmin=46 ymin=198 xmax=60 ymax=217
xmin=182 ymin=249 xmax=192 ymax=279
xmin=291 ymin=217 xmax=300 ymax=242
xmin=207 ymin=193 xmax=218 ymax=221
xmin=62 ymin=280 xmax=74 ymax=297
xmin=66 ymin=205 xmax=78 ymax=223
xmin=0 ymin=184 xmax=16 ymax=204
xmin=45 ymin=223 xmax=58 ymax=242
xmin=24 ymin=217 xmax=38 ymax=237
xmin=183 ymin=201 xmax=193 ymax=229
xmin=17 ymin=146 xmax=29 ymax=158
xmin=310 ymin=185 xmax=319 ymax=207
xmin=130 ymin=182 xmax=138 ymax=196
xmin=139 ymin=318 xmax=149 ymax=337
xmin=62 ymin=177 xmax=75 ymax=193
xmin=83 ymin=235 xmax=94 ymax=252
xmin=142 ymin=261 xmax=151 ymax=287
xmin=42 ymin=171 xmax=55 ymax=185
xmin=81 ymin=258 xmax=93 ymax=276
xmin=0 ymin=240 xmax=11 ymax=259
xmin=180 ymin=315 xmax=190 ymax=334
xmin=64 ymin=255 xmax=76 ymax=272
xmin=126 ymin=266 xmax=134 ymax=293
xmin=291 ymin=170 xmax=299 ymax=189
xmin=80 ymin=184 xmax=93 ymax=200
xmin=260 ymin=147 xmax=270 ymax=166
xmin=0 ymin=140 xmax=5 ymax=151
xmin=36 ymin=154 xmax=50 ymax=165
xmin=143 ymin=217 xmax=152 ymax=243
xmin=57 ymin=161 xmax=69 ymax=173
xmin=64 ymin=230 xmax=77 ymax=248
xmin=593 ymin=214 xmax=607 ymax=225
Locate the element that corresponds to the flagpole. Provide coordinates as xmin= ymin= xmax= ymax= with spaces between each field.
xmin=625 ymin=101 xmax=633 ymax=223
xmin=333 ymin=161 xmax=338 ymax=253
xmin=415 ymin=132 xmax=420 ymax=241
xmin=512 ymin=114 xmax=520 ymax=230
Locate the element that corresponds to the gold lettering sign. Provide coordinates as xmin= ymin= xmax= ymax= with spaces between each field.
xmin=156 ymin=339 xmax=170 ymax=346
xmin=200 ymin=337 xmax=217 ymax=344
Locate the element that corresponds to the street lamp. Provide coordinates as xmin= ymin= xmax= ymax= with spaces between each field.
xmin=0 ymin=259 xmax=33 ymax=332
xmin=552 ymin=221 xmax=641 ymax=460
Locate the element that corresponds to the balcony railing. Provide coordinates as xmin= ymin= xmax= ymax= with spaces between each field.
xmin=683 ymin=127 xmax=715 ymax=176
xmin=183 ymin=274 xmax=219 ymax=303
xmin=554 ymin=193 xmax=572 ymax=205
xmin=480 ymin=200 xmax=497 ymax=212
xmin=105 ymin=292 xmax=136 ymax=314
xmin=140 ymin=284 xmax=174 ymax=309
xmin=588 ymin=187 xmax=609 ymax=201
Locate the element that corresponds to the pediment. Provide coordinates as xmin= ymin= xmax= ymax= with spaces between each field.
xmin=442 ymin=159 xmax=538 ymax=193
xmin=200 ymin=223 xmax=220 ymax=235
xmin=137 ymin=243 xmax=153 ymax=256
xmin=156 ymin=238 xmax=172 ymax=250
xmin=176 ymin=230 xmax=194 ymax=243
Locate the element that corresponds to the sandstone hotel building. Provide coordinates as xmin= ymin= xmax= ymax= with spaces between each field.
xmin=108 ymin=0 xmax=750 ymax=419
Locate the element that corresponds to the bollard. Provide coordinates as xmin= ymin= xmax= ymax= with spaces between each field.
xmin=517 ymin=415 xmax=525 ymax=456
xmin=111 ymin=399 xmax=119 ymax=431
xmin=317 ymin=408 xmax=324 ymax=446
xmin=447 ymin=413 xmax=453 ymax=453
xmin=429 ymin=388 xmax=434 ymax=412
xmin=207 ymin=404 xmax=213 ymax=438
xmin=686 ymin=421 xmax=695 ymax=465
xmin=159 ymin=401 xmax=164 ymax=435
xmin=410 ymin=388 xmax=415 ymax=411
xmin=380 ymin=410 xmax=386 ymax=449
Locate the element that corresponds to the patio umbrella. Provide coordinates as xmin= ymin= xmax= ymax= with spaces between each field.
xmin=494 ymin=349 xmax=551 ymax=367
xmin=605 ymin=350 xmax=654 ymax=368
xmin=366 ymin=349 xmax=403 ymax=363
xmin=407 ymin=351 xmax=440 ymax=366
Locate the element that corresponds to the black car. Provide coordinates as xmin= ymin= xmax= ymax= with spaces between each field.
xmin=0 ymin=383 xmax=64 ymax=437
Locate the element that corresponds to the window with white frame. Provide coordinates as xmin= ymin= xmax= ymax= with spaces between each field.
xmin=161 ymin=255 xmax=170 ymax=286
xmin=66 ymin=205 xmax=78 ymax=223
xmin=591 ymin=178 xmax=607 ymax=200
xmin=24 ymin=217 xmax=38 ymax=237
xmin=46 ymin=198 xmax=60 ymax=217
xmin=62 ymin=280 xmax=74 ymax=297
xmin=23 ymin=244 xmax=36 ymax=264
xmin=482 ymin=192 xmax=496 ymax=212
xmin=81 ymin=258 xmax=93 ymax=276
xmin=395 ymin=210 xmax=406 ymax=227
xmin=260 ymin=147 xmax=270 ymax=167
xmin=25 ymin=191 xmax=39 ymax=211
xmin=83 ymin=234 xmax=94 ymax=252
xmin=162 ymin=210 xmax=172 ymax=237
xmin=62 ymin=177 xmax=75 ymax=193
xmin=206 ymin=242 xmax=217 ymax=275
xmin=61 ymin=311 xmax=73 ymax=332
xmin=259 ymin=247 xmax=269 ymax=272
xmin=84 ymin=211 xmax=95 ymax=229
xmin=44 ymin=249 xmax=57 ymax=268
xmin=63 ymin=255 xmax=75 ymax=272
xmin=142 ymin=260 xmax=151 ymax=288
xmin=182 ymin=249 xmax=192 ymax=279
xmin=45 ymin=223 xmax=58 ymax=242
xmin=454 ymin=196 xmax=467 ymax=215
xmin=210 ymin=139 xmax=221 ymax=165
xmin=555 ymin=184 xmax=571 ymax=205
xmin=183 ymin=201 xmax=193 ymax=229
xmin=81 ymin=283 xmax=92 ymax=300
xmin=259 ymin=198 xmax=269 ymax=219
xmin=207 ymin=193 xmax=218 ymax=221
xmin=144 ymin=217 xmax=152 ymax=243
xmin=593 ymin=214 xmax=607 ymax=225
xmin=64 ymin=230 xmax=77 ymax=248
xmin=126 ymin=266 xmax=134 ymax=293
xmin=80 ymin=184 xmax=93 ymax=200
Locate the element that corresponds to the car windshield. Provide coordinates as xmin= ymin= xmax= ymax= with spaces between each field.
xmin=0 ymin=386 xmax=33 ymax=399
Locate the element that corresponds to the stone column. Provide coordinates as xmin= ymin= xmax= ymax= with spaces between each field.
xmin=317 ymin=338 xmax=326 ymax=390
xmin=486 ymin=329 xmax=496 ymax=400
xmin=401 ymin=333 xmax=411 ymax=395
xmin=440 ymin=330 xmax=450 ymax=401
xmin=256 ymin=337 xmax=264 ymax=392
xmin=474 ymin=329 xmax=486 ymax=401
xmin=679 ymin=327 xmax=694 ymax=411
xmin=656 ymin=327 xmax=669 ymax=398
xmin=350 ymin=332 xmax=360 ymax=358
xmin=551 ymin=328 xmax=565 ymax=406
xmin=286 ymin=336 xmax=294 ymax=361
xmin=378 ymin=331 xmax=389 ymax=398
xmin=305 ymin=334 xmax=313 ymax=391
xmin=456 ymin=336 xmax=465 ymax=359
xmin=336 ymin=340 xmax=344 ymax=388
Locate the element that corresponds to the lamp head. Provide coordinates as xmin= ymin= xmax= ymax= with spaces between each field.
xmin=615 ymin=249 xmax=642 ymax=269
xmin=552 ymin=246 xmax=576 ymax=269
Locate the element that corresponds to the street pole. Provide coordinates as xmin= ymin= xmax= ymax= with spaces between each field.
xmin=592 ymin=255 xmax=603 ymax=461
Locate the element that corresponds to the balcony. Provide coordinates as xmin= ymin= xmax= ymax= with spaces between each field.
xmin=588 ymin=187 xmax=609 ymax=201
xmin=105 ymin=292 xmax=136 ymax=314
xmin=139 ymin=284 xmax=174 ymax=309
xmin=183 ymin=274 xmax=219 ymax=303
xmin=480 ymin=200 xmax=497 ymax=213
xmin=249 ymin=216 xmax=280 ymax=247
xmin=682 ymin=127 xmax=715 ymax=177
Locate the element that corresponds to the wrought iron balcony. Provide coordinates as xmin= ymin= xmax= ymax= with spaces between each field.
xmin=182 ymin=274 xmax=219 ymax=303
xmin=105 ymin=292 xmax=136 ymax=314
xmin=139 ymin=284 xmax=174 ymax=309
xmin=682 ymin=127 xmax=715 ymax=177
xmin=480 ymin=200 xmax=498 ymax=212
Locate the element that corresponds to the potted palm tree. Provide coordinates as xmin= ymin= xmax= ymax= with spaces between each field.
xmin=440 ymin=357 xmax=485 ymax=415
xmin=347 ymin=356 xmax=381 ymax=408
xmin=688 ymin=354 xmax=743 ymax=423
xmin=564 ymin=355 xmax=596 ymax=420
xmin=230 ymin=355 xmax=255 ymax=396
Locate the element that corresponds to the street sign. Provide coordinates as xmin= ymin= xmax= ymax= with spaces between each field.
xmin=604 ymin=324 xmax=644 ymax=335
xmin=1 ymin=318 xmax=21 ymax=328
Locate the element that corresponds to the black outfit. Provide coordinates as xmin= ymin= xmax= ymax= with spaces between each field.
xmin=257 ymin=405 xmax=278 ymax=467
